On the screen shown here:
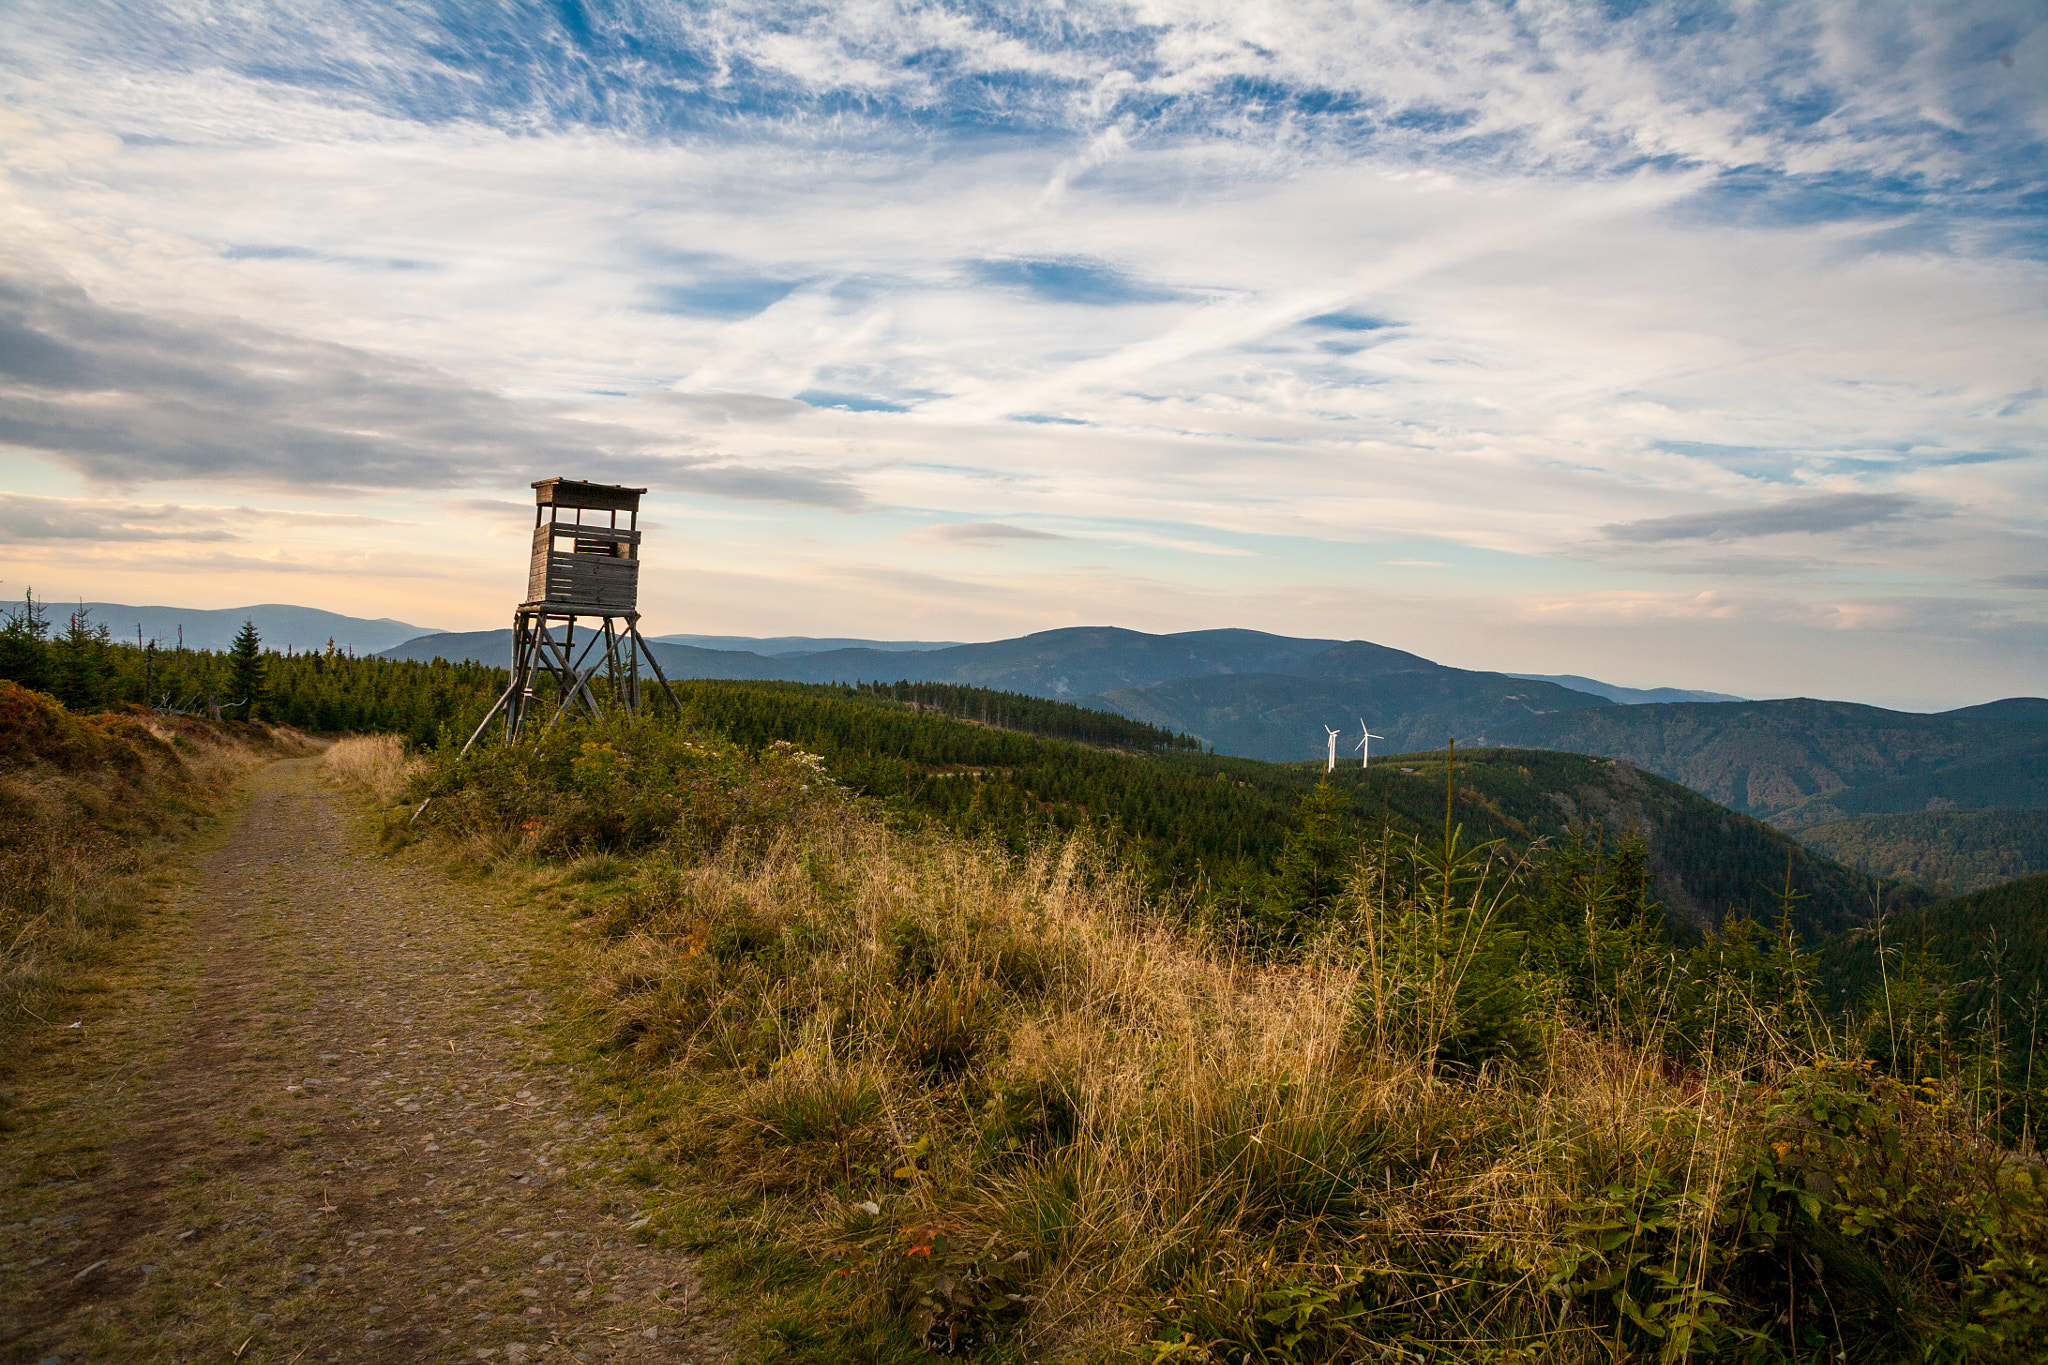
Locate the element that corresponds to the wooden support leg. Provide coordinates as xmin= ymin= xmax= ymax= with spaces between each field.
xmin=628 ymin=623 xmax=682 ymax=714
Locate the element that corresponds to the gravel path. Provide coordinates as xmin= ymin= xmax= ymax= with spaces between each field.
xmin=1 ymin=757 xmax=725 ymax=1364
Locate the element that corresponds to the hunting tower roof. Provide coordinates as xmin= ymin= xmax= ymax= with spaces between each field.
xmin=532 ymin=478 xmax=646 ymax=513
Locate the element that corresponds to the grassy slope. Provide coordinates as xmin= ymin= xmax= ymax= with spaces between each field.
xmin=1796 ymin=809 xmax=2048 ymax=895
xmin=379 ymin=719 xmax=2048 ymax=1364
xmin=655 ymin=681 xmax=1888 ymax=943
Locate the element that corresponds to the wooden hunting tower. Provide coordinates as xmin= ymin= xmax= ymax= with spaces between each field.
xmin=462 ymin=478 xmax=680 ymax=749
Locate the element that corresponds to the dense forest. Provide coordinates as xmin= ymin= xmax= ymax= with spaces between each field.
xmin=1798 ymin=809 xmax=2048 ymax=894
xmin=0 ymin=592 xmax=502 ymax=745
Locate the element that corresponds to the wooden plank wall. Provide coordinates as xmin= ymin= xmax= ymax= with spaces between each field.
xmin=527 ymin=524 xmax=641 ymax=610
xmin=530 ymin=559 xmax=639 ymax=610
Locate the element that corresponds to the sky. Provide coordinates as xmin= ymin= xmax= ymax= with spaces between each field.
xmin=0 ymin=1 xmax=2042 ymax=710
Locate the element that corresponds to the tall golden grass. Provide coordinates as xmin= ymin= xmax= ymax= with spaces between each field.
xmin=319 ymin=733 xmax=422 ymax=805
xmin=534 ymin=794 xmax=1865 ymax=1361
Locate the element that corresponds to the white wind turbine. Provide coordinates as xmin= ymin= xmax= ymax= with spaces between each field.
xmin=1324 ymin=725 xmax=1341 ymax=773
xmin=1355 ymin=719 xmax=1384 ymax=769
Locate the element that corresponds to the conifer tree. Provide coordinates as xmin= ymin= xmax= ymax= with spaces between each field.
xmin=228 ymin=619 xmax=267 ymax=720
xmin=1251 ymin=780 xmax=1355 ymax=951
xmin=53 ymin=601 xmax=113 ymax=711
xmin=0 ymin=587 xmax=53 ymax=694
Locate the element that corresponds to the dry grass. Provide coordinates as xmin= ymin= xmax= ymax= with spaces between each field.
xmin=381 ymin=720 xmax=2031 ymax=1360
xmin=539 ymin=798 xmax=1809 ymax=1362
xmin=318 ymin=733 xmax=422 ymax=805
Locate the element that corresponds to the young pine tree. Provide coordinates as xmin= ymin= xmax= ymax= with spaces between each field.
xmin=53 ymin=601 xmax=113 ymax=711
xmin=1523 ymin=826 xmax=1666 ymax=1031
xmin=0 ymin=587 xmax=53 ymax=694
xmin=228 ymin=619 xmax=268 ymax=721
xmin=1250 ymin=780 xmax=1355 ymax=955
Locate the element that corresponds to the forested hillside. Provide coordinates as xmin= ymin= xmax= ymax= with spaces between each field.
xmin=1797 ymin=809 xmax=2048 ymax=895
xmin=1095 ymin=667 xmax=1611 ymax=759
xmin=1490 ymin=697 xmax=2048 ymax=825
xmin=385 ymin=624 xmax=1357 ymax=695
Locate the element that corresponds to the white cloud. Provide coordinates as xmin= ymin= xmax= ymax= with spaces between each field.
xmin=0 ymin=0 xmax=2040 ymax=704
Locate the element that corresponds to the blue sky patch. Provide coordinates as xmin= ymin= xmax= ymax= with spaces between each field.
xmin=795 ymin=390 xmax=910 ymax=413
xmin=969 ymin=258 xmax=1182 ymax=307
xmin=647 ymin=279 xmax=801 ymax=318
xmin=1305 ymin=312 xmax=1398 ymax=332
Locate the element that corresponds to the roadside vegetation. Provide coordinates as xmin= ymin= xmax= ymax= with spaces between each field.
xmin=0 ymin=680 xmax=313 ymax=1043
xmin=352 ymin=711 xmax=2048 ymax=1363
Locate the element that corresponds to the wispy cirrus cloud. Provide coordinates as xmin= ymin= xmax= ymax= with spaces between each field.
xmin=0 ymin=270 xmax=873 ymax=508
xmin=1600 ymin=493 xmax=1929 ymax=544
xmin=0 ymin=491 xmax=387 ymax=543
xmin=907 ymin=521 xmax=1069 ymax=545
xmin=0 ymin=269 xmax=620 ymax=490
xmin=22 ymin=0 xmax=2039 ymax=195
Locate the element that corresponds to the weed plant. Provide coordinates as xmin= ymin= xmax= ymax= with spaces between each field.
xmin=391 ymin=714 xmax=2048 ymax=1363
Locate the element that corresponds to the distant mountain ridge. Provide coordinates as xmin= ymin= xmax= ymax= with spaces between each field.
xmin=1506 ymin=672 xmax=1745 ymax=705
xmin=1092 ymin=655 xmax=1615 ymax=758
xmin=74 ymin=602 xmax=442 ymax=655
xmin=650 ymin=634 xmax=961 ymax=655
xmin=372 ymin=623 xmax=2041 ymax=843
xmin=385 ymin=625 xmax=1364 ymax=694
xmin=382 ymin=625 xmax=1621 ymax=756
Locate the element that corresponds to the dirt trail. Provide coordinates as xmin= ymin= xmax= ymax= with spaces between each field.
xmin=1 ymin=758 xmax=722 ymax=1364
